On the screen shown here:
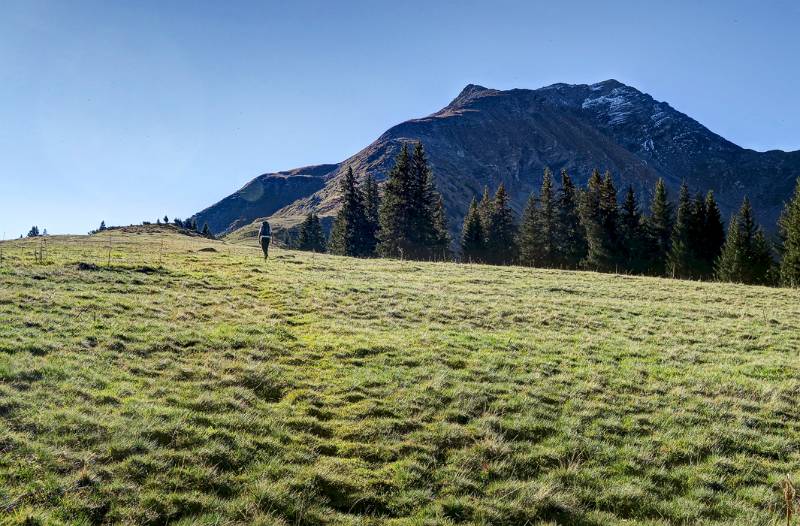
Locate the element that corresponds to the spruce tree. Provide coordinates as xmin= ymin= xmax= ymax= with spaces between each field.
xmin=716 ymin=197 xmax=774 ymax=285
xmin=581 ymin=169 xmax=618 ymax=271
xmin=580 ymin=169 xmax=603 ymax=270
xmin=363 ymin=173 xmax=380 ymax=256
xmin=645 ymin=178 xmax=673 ymax=275
xmin=554 ymin=169 xmax=586 ymax=269
xmin=519 ymin=168 xmax=557 ymax=267
xmin=27 ymin=226 xmax=40 ymax=238
xmin=377 ymin=145 xmax=412 ymax=258
xmin=297 ymin=212 xmax=326 ymax=252
xmin=518 ymin=191 xmax=539 ymax=266
xmin=99 ymin=220 xmax=107 ymax=232
xmin=410 ymin=142 xmax=436 ymax=253
xmin=688 ymin=193 xmax=709 ymax=277
xmin=417 ymin=146 xmax=450 ymax=259
xmin=779 ymin=178 xmax=800 ymax=287
xmin=484 ymin=184 xmax=518 ymax=265
xmin=410 ymin=142 xmax=448 ymax=259
xmin=478 ymin=186 xmax=492 ymax=240
xmin=751 ymin=230 xmax=775 ymax=285
xmin=378 ymin=142 xmax=446 ymax=260
xmin=330 ymin=167 xmax=370 ymax=257
xmin=461 ymin=197 xmax=485 ymax=262
xmin=600 ymin=171 xmax=621 ymax=269
xmin=619 ymin=186 xmax=645 ymax=273
xmin=667 ymin=182 xmax=695 ymax=279
xmin=537 ymin=168 xmax=556 ymax=266
xmin=700 ymin=191 xmax=725 ymax=277
xmin=431 ymin=193 xmax=451 ymax=260
xmin=164 ymin=215 xmax=169 ymax=224
xmin=201 ymin=223 xmax=211 ymax=237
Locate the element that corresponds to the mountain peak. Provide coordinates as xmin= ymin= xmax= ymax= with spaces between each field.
xmin=591 ymin=79 xmax=626 ymax=89
xmin=460 ymin=83 xmax=489 ymax=94
xmin=448 ymin=84 xmax=493 ymax=108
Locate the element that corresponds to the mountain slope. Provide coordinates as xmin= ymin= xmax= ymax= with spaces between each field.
xmin=191 ymin=164 xmax=333 ymax=235
xmin=193 ymin=80 xmax=800 ymax=236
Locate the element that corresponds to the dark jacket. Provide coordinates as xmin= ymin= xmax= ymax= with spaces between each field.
xmin=258 ymin=221 xmax=271 ymax=239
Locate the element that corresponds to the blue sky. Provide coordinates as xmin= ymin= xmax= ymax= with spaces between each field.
xmin=1 ymin=0 xmax=798 ymax=237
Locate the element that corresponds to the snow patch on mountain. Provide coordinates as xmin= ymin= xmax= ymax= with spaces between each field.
xmin=581 ymin=87 xmax=638 ymax=126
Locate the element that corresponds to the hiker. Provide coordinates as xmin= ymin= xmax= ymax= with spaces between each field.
xmin=258 ymin=220 xmax=271 ymax=260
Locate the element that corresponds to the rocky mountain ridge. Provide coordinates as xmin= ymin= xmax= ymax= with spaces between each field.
xmin=191 ymin=80 xmax=800 ymax=237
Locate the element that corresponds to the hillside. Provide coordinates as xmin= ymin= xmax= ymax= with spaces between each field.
xmin=1 ymin=229 xmax=800 ymax=525
xmin=191 ymin=80 xmax=800 ymax=237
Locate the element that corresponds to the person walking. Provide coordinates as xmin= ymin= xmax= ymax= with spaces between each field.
xmin=259 ymin=220 xmax=271 ymax=260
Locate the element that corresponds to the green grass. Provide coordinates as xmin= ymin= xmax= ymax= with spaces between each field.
xmin=1 ymin=226 xmax=799 ymax=525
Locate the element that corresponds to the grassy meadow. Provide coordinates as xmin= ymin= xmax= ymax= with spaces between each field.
xmin=1 ymin=225 xmax=799 ymax=525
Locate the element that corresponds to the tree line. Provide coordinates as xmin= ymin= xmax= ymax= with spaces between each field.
xmin=295 ymin=142 xmax=450 ymax=260
xmin=87 ymin=216 xmax=215 ymax=238
xmin=292 ymin=142 xmax=800 ymax=288
xmin=461 ymin=167 xmax=800 ymax=286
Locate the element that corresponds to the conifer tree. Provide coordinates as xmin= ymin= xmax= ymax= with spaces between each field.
xmin=418 ymin=149 xmax=451 ymax=259
xmin=478 ymin=186 xmax=492 ymax=239
xmin=536 ymin=168 xmax=557 ymax=266
xmin=377 ymin=145 xmax=412 ymax=257
xmin=779 ymin=178 xmax=800 ymax=287
xmin=363 ymin=173 xmax=380 ymax=256
xmin=330 ymin=167 xmax=371 ymax=257
xmin=619 ymin=186 xmax=645 ymax=273
xmin=484 ymin=184 xmax=518 ymax=265
xmin=716 ymin=197 xmax=774 ymax=285
xmin=461 ymin=197 xmax=485 ymax=262
xmin=688 ymin=193 xmax=708 ymax=276
xmin=580 ymin=169 xmax=604 ymax=270
xmin=519 ymin=168 xmax=557 ymax=267
xmin=410 ymin=142 xmax=447 ymax=258
xmin=600 ymin=171 xmax=621 ymax=268
xmin=751 ymin=230 xmax=775 ymax=284
xmin=297 ymin=212 xmax=326 ymax=252
xmin=431 ymin=193 xmax=451 ymax=260
xmin=554 ymin=169 xmax=586 ymax=269
xmin=700 ymin=191 xmax=725 ymax=277
xmin=667 ymin=182 xmax=695 ymax=279
xmin=99 ymin=220 xmax=107 ymax=232
xmin=645 ymin=178 xmax=673 ymax=275
xmin=581 ymin=170 xmax=618 ymax=271
xmin=164 ymin=215 xmax=169 ymax=224
xmin=201 ymin=223 xmax=211 ymax=237
xmin=27 ymin=226 xmax=40 ymax=238
xmin=378 ymin=142 xmax=447 ymax=260
xmin=518 ymin=191 xmax=539 ymax=266
xmin=410 ymin=143 xmax=436 ymax=249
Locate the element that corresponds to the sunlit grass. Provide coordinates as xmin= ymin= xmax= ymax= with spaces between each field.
xmin=1 ymin=225 xmax=799 ymax=525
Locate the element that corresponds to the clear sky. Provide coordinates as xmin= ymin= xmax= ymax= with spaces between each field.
xmin=1 ymin=0 xmax=799 ymax=237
